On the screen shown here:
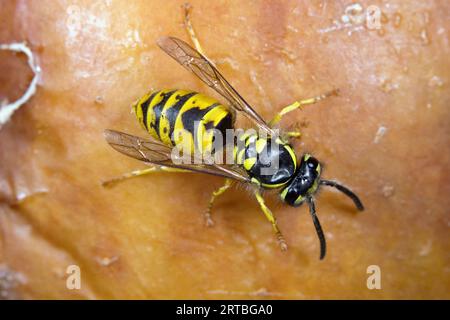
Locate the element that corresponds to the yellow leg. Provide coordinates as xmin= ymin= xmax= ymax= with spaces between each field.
xmin=269 ymin=89 xmax=339 ymax=127
xmin=205 ymin=178 xmax=232 ymax=227
xmin=183 ymin=3 xmax=207 ymax=57
xmin=254 ymin=189 xmax=288 ymax=251
xmin=102 ymin=166 xmax=189 ymax=187
xmin=283 ymin=131 xmax=302 ymax=140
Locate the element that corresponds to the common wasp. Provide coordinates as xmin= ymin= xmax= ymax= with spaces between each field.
xmin=104 ymin=8 xmax=364 ymax=259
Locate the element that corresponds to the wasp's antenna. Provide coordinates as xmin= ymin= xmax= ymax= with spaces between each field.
xmin=307 ymin=197 xmax=326 ymax=260
xmin=320 ymin=180 xmax=364 ymax=211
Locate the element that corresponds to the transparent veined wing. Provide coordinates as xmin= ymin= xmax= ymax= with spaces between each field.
xmin=104 ymin=129 xmax=250 ymax=183
xmin=157 ymin=36 xmax=274 ymax=135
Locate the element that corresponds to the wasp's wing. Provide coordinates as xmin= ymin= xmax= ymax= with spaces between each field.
xmin=104 ymin=129 xmax=250 ymax=183
xmin=157 ymin=36 xmax=274 ymax=135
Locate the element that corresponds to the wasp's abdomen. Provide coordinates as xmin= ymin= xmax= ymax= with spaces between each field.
xmin=134 ymin=89 xmax=234 ymax=154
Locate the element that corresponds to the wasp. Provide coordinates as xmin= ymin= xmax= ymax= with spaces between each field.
xmin=104 ymin=10 xmax=364 ymax=260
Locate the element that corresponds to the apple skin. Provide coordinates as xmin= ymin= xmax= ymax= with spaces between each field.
xmin=0 ymin=0 xmax=449 ymax=299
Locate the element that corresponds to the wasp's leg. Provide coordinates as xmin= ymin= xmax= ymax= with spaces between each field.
xmin=269 ymin=89 xmax=339 ymax=127
xmin=102 ymin=166 xmax=189 ymax=187
xmin=183 ymin=3 xmax=208 ymax=58
xmin=254 ymin=189 xmax=288 ymax=251
xmin=205 ymin=178 xmax=232 ymax=227
xmin=282 ymin=131 xmax=302 ymax=140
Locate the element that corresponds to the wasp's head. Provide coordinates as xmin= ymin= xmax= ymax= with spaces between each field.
xmin=281 ymin=154 xmax=321 ymax=207
xmin=279 ymin=153 xmax=364 ymax=260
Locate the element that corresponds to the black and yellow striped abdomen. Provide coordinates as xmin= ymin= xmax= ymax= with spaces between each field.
xmin=133 ymin=89 xmax=234 ymax=155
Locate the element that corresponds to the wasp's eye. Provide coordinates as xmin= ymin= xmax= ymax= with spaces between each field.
xmin=306 ymin=157 xmax=319 ymax=168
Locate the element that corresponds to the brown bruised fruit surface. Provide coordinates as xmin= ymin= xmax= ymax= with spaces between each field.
xmin=0 ymin=0 xmax=449 ymax=299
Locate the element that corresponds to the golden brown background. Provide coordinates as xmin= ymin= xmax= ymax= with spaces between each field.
xmin=0 ymin=0 xmax=449 ymax=299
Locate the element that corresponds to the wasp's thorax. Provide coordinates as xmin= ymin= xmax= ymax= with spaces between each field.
xmin=281 ymin=154 xmax=321 ymax=207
